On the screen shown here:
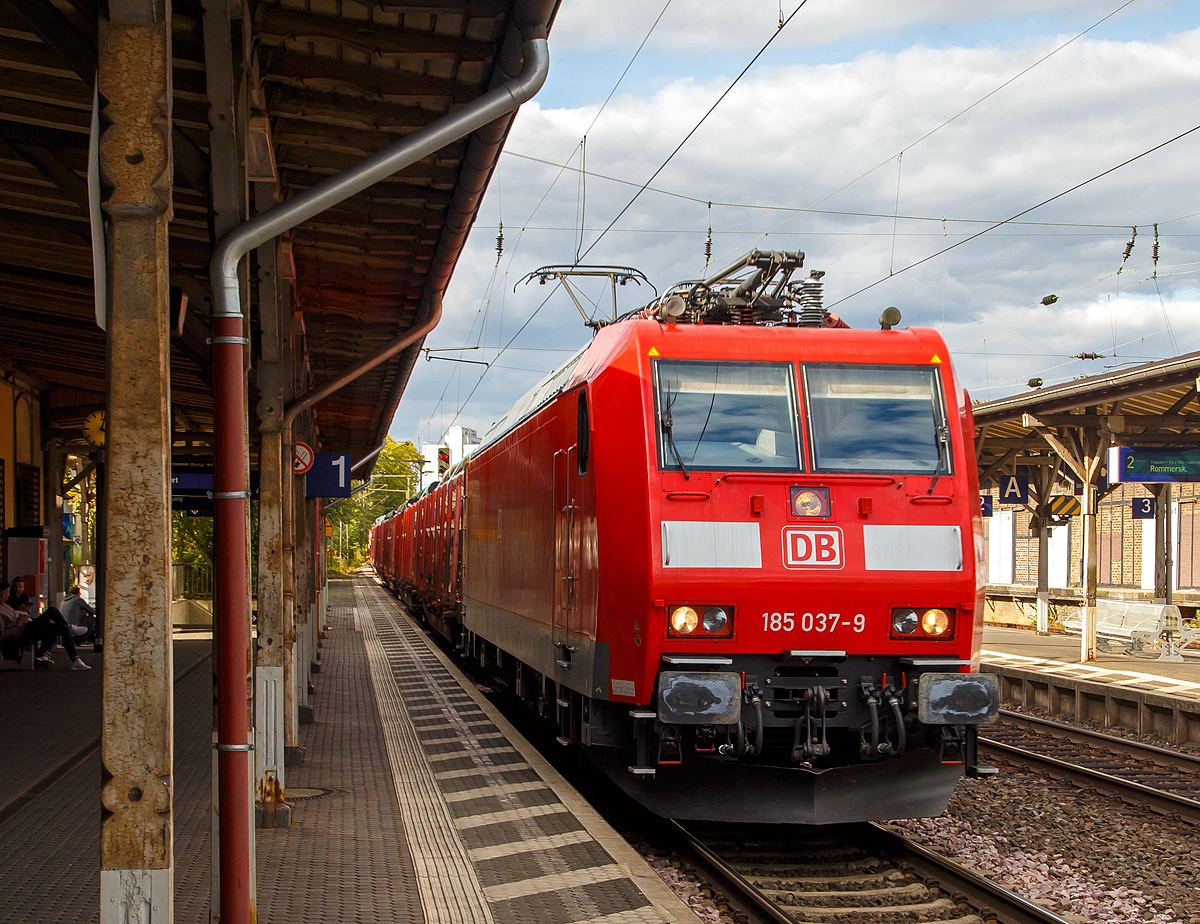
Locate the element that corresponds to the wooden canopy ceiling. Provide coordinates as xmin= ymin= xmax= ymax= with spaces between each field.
xmin=0 ymin=0 xmax=547 ymax=466
xmin=973 ymin=352 xmax=1200 ymax=496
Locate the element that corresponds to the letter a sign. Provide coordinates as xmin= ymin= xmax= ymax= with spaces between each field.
xmin=998 ymin=474 xmax=1029 ymax=506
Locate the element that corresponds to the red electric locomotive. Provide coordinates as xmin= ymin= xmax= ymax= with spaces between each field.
xmin=373 ymin=251 xmax=997 ymax=824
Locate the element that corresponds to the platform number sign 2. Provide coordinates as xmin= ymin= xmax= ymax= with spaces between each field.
xmin=980 ymin=495 xmax=993 ymax=518
xmin=305 ymin=452 xmax=353 ymax=498
xmin=1132 ymin=497 xmax=1156 ymax=519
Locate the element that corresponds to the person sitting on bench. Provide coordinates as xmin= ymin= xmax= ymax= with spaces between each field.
xmin=60 ymin=585 xmax=97 ymax=643
xmin=0 ymin=581 xmax=90 ymax=670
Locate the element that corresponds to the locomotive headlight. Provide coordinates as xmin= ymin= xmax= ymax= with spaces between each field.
xmin=789 ymin=486 xmax=831 ymax=517
xmin=702 ymin=606 xmax=729 ymax=633
xmin=670 ymin=605 xmax=700 ymax=635
xmin=890 ymin=606 xmax=956 ymax=639
xmin=891 ymin=608 xmax=919 ymax=636
xmin=921 ymin=608 xmax=951 ymax=636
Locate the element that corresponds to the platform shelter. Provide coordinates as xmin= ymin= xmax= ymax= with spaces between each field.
xmin=0 ymin=1 xmax=558 ymax=921
xmin=974 ymin=351 xmax=1200 ymax=663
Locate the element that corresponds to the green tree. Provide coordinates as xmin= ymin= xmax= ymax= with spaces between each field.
xmin=325 ymin=437 xmax=422 ymax=572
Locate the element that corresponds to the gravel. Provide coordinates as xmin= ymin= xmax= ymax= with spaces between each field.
xmin=630 ymin=762 xmax=1200 ymax=924
xmin=892 ymin=767 xmax=1197 ymax=923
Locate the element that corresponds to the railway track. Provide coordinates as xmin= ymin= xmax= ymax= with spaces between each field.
xmin=979 ymin=709 xmax=1200 ymax=824
xmin=670 ymin=820 xmax=1072 ymax=924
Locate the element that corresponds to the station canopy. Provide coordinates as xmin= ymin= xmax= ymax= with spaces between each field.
xmin=0 ymin=0 xmax=547 ymax=467
xmin=973 ymin=351 xmax=1200 ymax=491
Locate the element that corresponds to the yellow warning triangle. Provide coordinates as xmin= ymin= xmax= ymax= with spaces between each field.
xmin=648 ymin=347 xmax=661 ymax=357
xmin=930 ymin=354 xmax=942 ymax=364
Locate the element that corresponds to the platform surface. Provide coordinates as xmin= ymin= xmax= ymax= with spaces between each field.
xmin=981 ymin=625 xmax=1200 ymax=701
xmin=0 ymin=578 xmax=696 ymax=923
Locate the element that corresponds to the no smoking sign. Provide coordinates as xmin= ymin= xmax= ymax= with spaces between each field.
xmin=294 ymin=440 xmax=314 ymax=474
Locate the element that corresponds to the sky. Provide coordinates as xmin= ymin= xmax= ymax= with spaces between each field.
xmin=388 ymin=0 xmax=1200 ymax=450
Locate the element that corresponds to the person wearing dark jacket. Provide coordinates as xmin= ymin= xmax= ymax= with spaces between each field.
xmin=0 ymin=581 xmax=90 ymax=670
xmin=60 ymin=585 xmax=97 ymax=643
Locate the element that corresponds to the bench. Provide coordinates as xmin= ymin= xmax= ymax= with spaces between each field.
xmin=1063 ymin=600 xmax=1194 ymax=661
xmin=0 ymin=636 xmax=35 ymax=669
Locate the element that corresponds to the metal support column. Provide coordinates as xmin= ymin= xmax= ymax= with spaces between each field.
xmin=254 ymin=182 xmax=291 ymax=824
xmin=97 ymin=2 xmax=175 ymax=920
xmin=1154 ymin=483 xmax=1174 ymax=604
xmin=43 ymin=440 xmax=66 ymax=605
xmin=1036 ymin=522 xmax=1050 ymax=635
xmin=1081 ymin=481 xmax=1099 ymax=662
xmin=202 ymin=0 xmax=253 ymax=918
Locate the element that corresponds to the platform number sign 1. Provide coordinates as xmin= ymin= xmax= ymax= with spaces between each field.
xmin=1132 ymin=497 xmax=1156 ymax=519
xmin=305 ymin=452 xmax=353 ymax=498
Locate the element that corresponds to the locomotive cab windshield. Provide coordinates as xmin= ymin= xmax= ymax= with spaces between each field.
xmin=805 ymin=364 xmax=950 ymax=474
xmin=654 ymin=360 xmax=800 ymax=471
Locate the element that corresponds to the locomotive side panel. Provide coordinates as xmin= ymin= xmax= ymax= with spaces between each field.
xmin=464 ymin=406 xmax=565 ymax=679
xmin=589 ymin=353 xmax=658 ymax=703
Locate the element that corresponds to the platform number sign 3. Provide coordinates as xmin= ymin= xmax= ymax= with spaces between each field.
xmin=1132 ymin=497 xmax=1156 ymax=519
xmin=305 ymin=452 xmax=353 ymax=498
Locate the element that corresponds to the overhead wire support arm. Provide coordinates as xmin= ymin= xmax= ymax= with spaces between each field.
xmin=517 ymin=265 xmax=654 ymax=327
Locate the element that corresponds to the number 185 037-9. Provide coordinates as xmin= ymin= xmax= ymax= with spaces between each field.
xmin=762 ymin=612 xmax=865 ymax=633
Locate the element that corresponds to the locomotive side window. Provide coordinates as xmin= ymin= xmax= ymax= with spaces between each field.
xmin=577 ymin=389 xmax=590 ymax=474
xmin=654 ymin=361 xmax=800 ymax=472
xmin=803 ymin=364 xmax=950 ymax=474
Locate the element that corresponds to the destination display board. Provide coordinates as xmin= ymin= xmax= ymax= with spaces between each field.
xmin=1110 ymin=447 xmax=1200 ymax=483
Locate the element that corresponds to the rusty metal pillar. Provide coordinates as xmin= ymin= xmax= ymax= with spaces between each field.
xmin=254 ymin=180 xmax=291 ymax=827
xmin=282 ymin=322 xmax=300 ymax=755
xmin=97 ymin=2 xmax=175 ymax=921
xmin=202 ymin=0 xmax=254 ymax=918
xmin=294 ymin=481 xmax=313 ymax=723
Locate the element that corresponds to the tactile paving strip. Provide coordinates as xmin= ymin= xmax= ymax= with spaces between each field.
xmin=356 ymin=578 xmax=681 ymax=924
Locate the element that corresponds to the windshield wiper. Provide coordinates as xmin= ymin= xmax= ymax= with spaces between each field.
xmin=661 ymin=390 xmax=690 ymax=480
xmin=927 ymin=424 xmax=950 ymax=494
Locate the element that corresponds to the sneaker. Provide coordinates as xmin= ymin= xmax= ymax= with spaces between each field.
xmin=35 ymin=656 xmax=53 ymax=669
xmin=70 ymin=625 xmax=88 ymax=637
xmin=71 ymin=658 xmax=91 ymax=671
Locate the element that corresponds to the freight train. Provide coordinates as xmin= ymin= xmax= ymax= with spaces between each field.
xmin=370 ymin=251 xmax=998 ymax=824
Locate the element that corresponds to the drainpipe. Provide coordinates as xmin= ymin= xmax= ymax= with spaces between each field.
xmin=207 ymin=33 xmax=549 ymax=924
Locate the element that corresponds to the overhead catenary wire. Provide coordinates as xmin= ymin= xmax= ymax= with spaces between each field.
xmin=827 ymin=119 xmax=1200 ymax=309
xmin=433 ymin=0 xmax=813 ymax=434
xmin=576 ymin=0 xmax=813 ymax=263
xmin=418 ymin=0 xmax=675 ymax=442
xmin=498 ymin=150 xmax=1162 ymax=230
xmin=726 ymin=0 xmax=1142 ymax=262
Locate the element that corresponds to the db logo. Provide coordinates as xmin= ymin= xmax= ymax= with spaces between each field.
xmin=782 ymin=527 xmax=843 ymax=569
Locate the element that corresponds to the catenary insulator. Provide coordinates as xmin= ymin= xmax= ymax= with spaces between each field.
xmin=797 ymin=270 xmax=827 ymax=326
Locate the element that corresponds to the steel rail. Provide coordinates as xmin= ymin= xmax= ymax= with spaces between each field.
xmin=996 ymin=708 xmax=1200 ymax=773
xmin=669 ymin=821 xmax=793 ymax=924
xmin=673 ymin=820 xmax=1072 ymax=924
xmin=863 ymin=823 xmax=1074 ymax=924
xmin=978 ymin=736 xmax=1200 ymax=823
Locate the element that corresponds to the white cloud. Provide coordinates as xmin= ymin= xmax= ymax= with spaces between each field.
xmin=549 ymin=0 xmax=1129 ymax=51
xmin=391 ymin=17 xmax=1200 ymax=448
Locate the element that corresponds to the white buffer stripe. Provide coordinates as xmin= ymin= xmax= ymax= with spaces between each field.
xmin=862 ymin=524 xmax=962 ymax=572
xmin=662 ymin=520 xmax=761 ymax=569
